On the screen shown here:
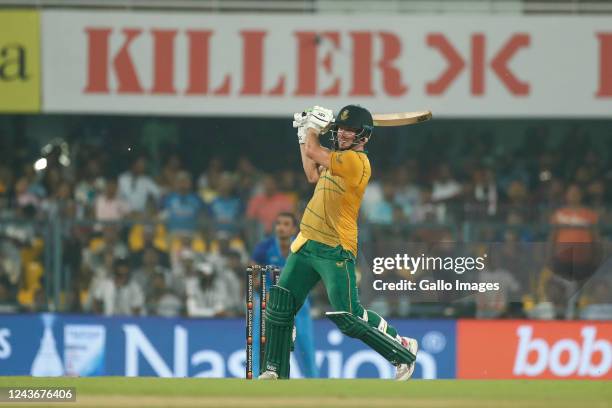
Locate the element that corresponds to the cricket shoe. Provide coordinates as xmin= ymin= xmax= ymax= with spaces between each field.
xmin=258 ymin=370 xmax=279 ymax=380
xmin=395 ymin=337 xmax=418 ymax=381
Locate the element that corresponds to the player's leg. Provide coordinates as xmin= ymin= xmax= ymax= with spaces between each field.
xmin=311 ymin=242 xmax=417 ymax=370
xmin=261 ymin=249 xmax=320 ymax=379
xmin=311 ymin=245 xmax=398 ymax=336
xmin=293 ymin=297 xmax=319 ymax=378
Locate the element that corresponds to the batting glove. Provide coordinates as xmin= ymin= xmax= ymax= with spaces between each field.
xmin=293 ymin=111 xmax=308 ymax=144
xmin=304 ymin=106 xmax=334 ymax=135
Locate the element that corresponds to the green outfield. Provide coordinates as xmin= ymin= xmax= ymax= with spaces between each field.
xmin=0 ymin=377 xmax=610 ymax=408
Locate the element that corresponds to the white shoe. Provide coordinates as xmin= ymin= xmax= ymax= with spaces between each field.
xmin=258 ymin=370 xmax=279 ymax=380
xmin=395 ymin=337 xmax=418 ymax=381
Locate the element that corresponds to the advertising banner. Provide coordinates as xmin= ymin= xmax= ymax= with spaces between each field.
xmin=0 ymin=314 xmax=455 ymax=379
xmin=41 ymin=11 xmax=612 ymax=117
xmin=0 ymin=10 xmax=40 ymax=112
xmin=457 ymin=320 xmax=612 ymax=379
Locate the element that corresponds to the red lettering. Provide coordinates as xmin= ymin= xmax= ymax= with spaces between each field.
xmin=185 ymin=30 xmax=212 ymax=95
xmin=321 ymin=32 xmax=340 ymax=96
xmin=378 ymin=32 xmax=407 ymax=96
xmin=294 ymin=31 xmax=340 ymax=96
xmin=349 ymin=32 xmax=374 ymax=96
xmin=426 ymin=33 xmax=465 ymax=95
xmin=427 ymin=33 xmax=529 ymax=96
xmin=596 ymin=33 xmax=612 ymax=97
xmin=240 ymin=31 xmax=265 ymax=95
xmin=84 ymin=28 xmax=111 ymax=93
xmin=213 ymin=76 xmax=231 ymax=95
xmin=471 ymin=34 xmax=485 ymax=96
xmin=113 ymin=29 xmax=144 ymax=94
xmin=151 ymin=30 xmax=177 ymax=94
xmin=240 ymin=31 xmax=285 ymax=96
xmin=84 ymin=28 xmax=143 ymax=94
xmin=490 ymin=34 xmax=530 ymax=95
xmin=294 ymin=32 xmax=317 ymax=96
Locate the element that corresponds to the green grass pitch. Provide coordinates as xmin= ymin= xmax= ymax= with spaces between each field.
xmin=0 ymin=377 xmax=610 ymax=407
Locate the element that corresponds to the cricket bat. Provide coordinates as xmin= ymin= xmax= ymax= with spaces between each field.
xmin=372 ymin=110 xmax=432 ymax=127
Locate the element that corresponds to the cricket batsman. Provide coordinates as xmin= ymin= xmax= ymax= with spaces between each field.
xmin=259 ymin=105 xmax=418 ymax=380
xmin=252 ymin=212 xmax=319 ymax=378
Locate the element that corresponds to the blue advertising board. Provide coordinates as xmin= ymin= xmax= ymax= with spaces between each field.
xmin=0 ymin=314 xmax=455 ymax=378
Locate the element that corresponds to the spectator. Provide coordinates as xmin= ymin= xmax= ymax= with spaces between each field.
xmin=586 ymin=179 xmax=610 ymax=223
xmin=534 ymin=177 xmax=565 ymax=220
xmin=362 ymin=175 xmax=382 ymax=217
xmin=208 ymin=230 xmax=249 ymax=265
xmin=466 ymin=167 xmax=497 ymax=219
xmin=579 ymin=279 xmax=612 ymax=320
xmin=0 ymin=164 xmax=13 ymax=211
xmin=145 ymin=272 xmax=183 ymax=317
xmin=476 ymin=256 xmax=521 ymax=318
xmin=411 ymin=184 xmax=438 ymax=224
xmin=394 ymin=164 xmax=421 ymax=219
xmin=132 ymin=247 xmax=172 ymax=292
xmin=235 ymin=156 xmax=260 ymax=201
xmin=74 ymin=158 xmax=104 ymax=216
xmin=431 ymin=164 xmax=462 ymax=222
xmin=216 ymin=250 xmax=244 ymax=316
xmin=246 ymin=175 xmax=294 ymax=233
xmin=0 ymin=275 xmax=19 ymax=313
xmin=87 ymin=225 xmax=129 ymax=265
xmin=573 ymin=165 xmax=594 ymax=190
xmin=197 ymin=157 xmax=225 ymax=204
xmin=367 ymin=180 xmax=395 ymax=225
xmin=129 ymin=224 xmax=170 ymax=268
xmin=504 ymin=211 xmax=534 ymax=242
xmin=118 ymin=155 xmax=160 ymax=214
xmin=185 ymin=261 xmax=230 ymax=317
xmin=69 ymin=265 xmax=95 ymax=313
xmin=279 ymin=169 xmax=300 ymax=205
xmin=161 ymin=171 xmax=205 ymax=234
xmin=550 ymin=184 xmax=599 ymax=282
xmin=95 ymin=179 xmax=130 ymax=222
xmin=91 ymin=259 xmax=144 ymax=316
xmin=15 ymin=177 xmax=41 ymax=212
xmin=506 ymin=180 xmax=530 ymax=212
xmin=41 ymin=180 xmax=76 ymax=219
xmin=170 ymin=248 xmax=200 ymax=295
xmin=0 ymin=230 xmax=23 ymax=286
xmin=41 ymin=167 xmax=64 ymax=202
xmin=157 ymin=153 xmax=183 ymax=195
xmin=532 ymin=266 xmax=575 ymax=319
xmin=209 ymin=174 xmax=243 ymax=233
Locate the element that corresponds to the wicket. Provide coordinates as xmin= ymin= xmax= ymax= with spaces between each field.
xmin=245 ymin=264 xmax=280 ymax=379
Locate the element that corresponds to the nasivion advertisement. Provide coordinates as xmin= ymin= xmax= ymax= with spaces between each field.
xmin=0 ymin=314 xmax=455 ymax=379
xmin=40 ymin=11 xmax=612 ymax=117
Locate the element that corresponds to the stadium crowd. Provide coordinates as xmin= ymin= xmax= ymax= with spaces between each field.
xmin=0 ymin=133 xmax=611 ymax=320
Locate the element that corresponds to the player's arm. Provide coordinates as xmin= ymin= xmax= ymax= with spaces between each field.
xmin=304 ymin=129 xmax=331 ymax=169
xmin=299 ymin=142 xmax=322 ymax=184
xmin=293 ymin=112 xmax=321 ymax=183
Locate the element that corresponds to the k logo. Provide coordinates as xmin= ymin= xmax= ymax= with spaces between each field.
xmin=336 ymin=261 xmax=344 ymax=267
xmin=340 ymin=110 xmax=349 ymax=121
